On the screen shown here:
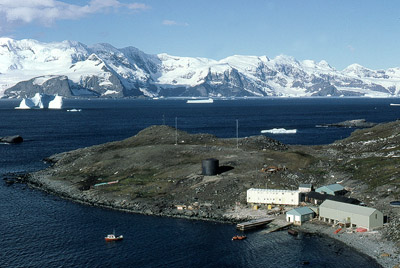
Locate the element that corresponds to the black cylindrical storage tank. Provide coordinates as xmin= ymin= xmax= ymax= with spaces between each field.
xmin=202 ymin=158 xmax=219 ymax=176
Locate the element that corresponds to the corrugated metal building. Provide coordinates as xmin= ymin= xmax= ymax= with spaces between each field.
xmin=286 ymin=207 xmax=315 ymax=225
xmin=246 ymin=188 xmax=300 ymax=205
xmin=319 ymin=200 xmax=383 ymax=230
xmin=315 ymin=183 xmax=346 ymax=196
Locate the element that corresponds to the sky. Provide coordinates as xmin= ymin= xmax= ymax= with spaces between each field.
xmin=0 ymin=0 xmax=399 ymax=70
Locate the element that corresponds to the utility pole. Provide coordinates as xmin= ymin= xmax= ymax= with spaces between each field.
xmin=175 ymin=117 xmax=178 ymax=145
xmin=236 ymin=119 xmax=239 ymax=149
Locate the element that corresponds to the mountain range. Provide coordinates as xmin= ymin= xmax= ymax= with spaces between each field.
xmin=1 ymin=38 xmax=400 ymax=98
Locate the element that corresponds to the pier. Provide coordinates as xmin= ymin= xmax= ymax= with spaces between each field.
xmin=236 ymin=217 xmax=275 ymax=231
xmin=260 ymin=218 xmax=293 ymax=234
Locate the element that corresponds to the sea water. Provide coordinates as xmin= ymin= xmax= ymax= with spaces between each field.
xmin=2 ymin=98 xmax=398 ymax=268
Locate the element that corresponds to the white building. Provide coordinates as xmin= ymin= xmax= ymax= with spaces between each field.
xmin=319 ymin=200 xmax=383 ymax=230
xmin=286 ymin=207 xmax=315 ymax=225
xmin=298 ymin=184 xmax=313 ymax=193
xmin=247 ymin=188 xmax=301 ymax=206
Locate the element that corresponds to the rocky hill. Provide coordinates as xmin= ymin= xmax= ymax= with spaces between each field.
xmin=21 ymin=121 xmax=400 ymax=243
xmin=1 ymin=38 xmax=400 ymax=98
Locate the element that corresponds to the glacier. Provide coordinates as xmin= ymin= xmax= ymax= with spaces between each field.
xmin=1 ymin=37 xmax=400 ymax=98
xmin=15 ymin=93 xmax=63 ymax=109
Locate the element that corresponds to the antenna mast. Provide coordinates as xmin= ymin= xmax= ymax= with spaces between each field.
xmin=236 ymin=119 xmax=239 ymax=149
xmin=175 ymin=117 xmax=178 ymax=145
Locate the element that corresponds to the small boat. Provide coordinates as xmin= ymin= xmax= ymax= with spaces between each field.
xmin=232 ymin=235 xmax=247 ymax=240
xmin=390 ymin=103 xmax=400 ymax=106
xmin=334 ymin=228 xmax=342 ymax=234
xmin=105 ymin=231 xmax=123 ymax=242
xmin=288 ymin=229 xmax=298 ymax=236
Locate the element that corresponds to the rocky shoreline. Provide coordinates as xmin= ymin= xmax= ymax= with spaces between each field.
xmin=21 ymin=172 xmax=400 ymax=268
xmin=24 ymin=171 xmax=249 ymax=224
xmin=317 ymin=119 xmax=377 ymax=128
xmin=298 ymin=220 xmax=400 ymax=268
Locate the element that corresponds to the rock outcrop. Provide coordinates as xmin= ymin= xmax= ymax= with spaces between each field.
xmin=0 ymin=135 xmax=23 ymax=143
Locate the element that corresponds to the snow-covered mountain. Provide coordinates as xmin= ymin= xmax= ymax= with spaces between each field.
xmin=1 ymin=38 xmax=400 ymax=98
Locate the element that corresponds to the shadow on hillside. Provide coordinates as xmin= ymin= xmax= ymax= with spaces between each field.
xmin=218 ymin=166 xmax=234 ymax=174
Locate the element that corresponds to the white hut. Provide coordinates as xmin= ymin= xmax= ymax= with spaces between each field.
xmin=286 ymin=207 xmax=315 ymax=225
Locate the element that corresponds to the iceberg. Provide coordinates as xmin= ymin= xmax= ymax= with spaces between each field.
xmin=67 ymin=109 xmax=82 ymax=112
xmin=186 ymin=98 xmax=214 ymax=104
xmin=15 ymin=93 xmax=63 ymax=109
xmin=261 ymin=128 xmax=297 ymax=134
xmin=48 ymin=95 xmax=63 ymax=109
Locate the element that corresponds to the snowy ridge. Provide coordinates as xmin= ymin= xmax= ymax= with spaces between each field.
xmin=1 ymin=38 xmax=400 ymax=98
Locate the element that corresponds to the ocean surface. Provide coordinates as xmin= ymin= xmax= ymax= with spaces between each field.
xmin=1 ymin=98 xmax=399 ymax=268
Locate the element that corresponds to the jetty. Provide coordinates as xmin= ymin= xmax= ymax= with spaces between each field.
xmin=236 ymin=217 xmax=274 ymax=231
xmin=260 ymin=218 xmax=293 ymax=234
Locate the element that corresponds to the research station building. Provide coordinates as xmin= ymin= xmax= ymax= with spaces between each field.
xmin=286 ymin=207 xmax=315 ymax=225
xmin=247 ymin=188 xmax=300 ymax=206
xmin=315 ymin=183 xmax=346 ymax=196
xmin=319 ymin=200 xmax=383 ymax=230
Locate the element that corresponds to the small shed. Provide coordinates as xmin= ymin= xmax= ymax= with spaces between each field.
xmin=298 ymin=184 xmax=313 ymax=193
xmin=315 ymin=183 xmax=346 ymax=196
xmin=286 ymin=207 xmax=315 ymax=225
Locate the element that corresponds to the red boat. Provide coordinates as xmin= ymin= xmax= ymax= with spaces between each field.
xmin=232 ymin=235 xmax=247 ymax=240
xmin=105 ymin=234 xmax=124 ymax=242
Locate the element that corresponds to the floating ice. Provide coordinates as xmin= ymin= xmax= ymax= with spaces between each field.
xmin=15 ymin=93 xmax=63 ymax=109
xmin=48 ymin=95 xmax=63 ymax=109
xmin=261 ymin=128 xmax=297 ymax=134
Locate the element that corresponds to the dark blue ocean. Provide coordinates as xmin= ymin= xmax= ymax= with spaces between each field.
xmin=1 ymin=98 xmax=399 ymax=268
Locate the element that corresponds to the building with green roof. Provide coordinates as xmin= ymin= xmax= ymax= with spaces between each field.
xmin=315 ymin=183 xmax=346 ymax=196
xmin=286 ymin=207 xmax=315 ymax=225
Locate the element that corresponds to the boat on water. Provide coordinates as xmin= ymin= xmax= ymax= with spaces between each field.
xmin=105 ymin=233 xmax=123 ymax=242
xmin=186 ymin=98 xmax=214 ymax=104
xmin=232 ymin=235 xmax=247 ymax=240
xmin=390 ymin=103 xmax=400 ymax=106
xmin=288 ymin=229 xmax=298 ymax=236
xmin=105 ymin=229 xmax=123 ymax=242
